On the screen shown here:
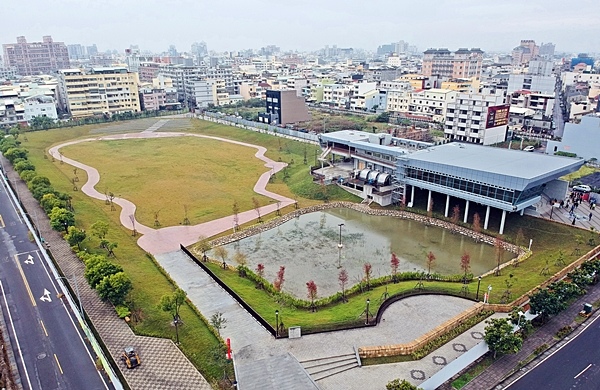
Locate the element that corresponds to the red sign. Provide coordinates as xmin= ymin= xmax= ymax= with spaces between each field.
xmin=486 ymin=104 xmax=510 ymax=129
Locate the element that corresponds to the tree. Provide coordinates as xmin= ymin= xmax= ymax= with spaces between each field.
xmin=40 ymin=193 xmax=64 ymax=213
xmin=451 ymin=205 xmax=461 ymax=226
xmin=495 ymin=236 xmax=505 ymax=276
xmin=273 ymin=266 xmax=285 ymax=292
xmin=14 ymin=160 xmax=35 ymax=173
xmin=232 ymin=200 xmax=240 ymax=230
xmin=160 ymin=288 xmax=187 ymax=344
xmin=65 ymin=226 xmax=86 ymax=250
xmin=529 ymin=288 xmax=566 ymax=322
xmin=3 ymin=147 xmax=28 ymax=163
xmin=390 ymin=252 xmax=400 ymax=283
xmin=196 ymin=235 xmax=212 ymax=261
xmin=84 ymin=257 xmax=123 ymax=288
xmin=484 ymin=317 xmax=523 ymax=359
xmin=363 ymin=262 xmax=373 ymax=290
xmin=213 ymin=246 xmax=228 ymax=268
xmin=96 ymin=272 xmax=132 ymax=305
xmin=460 ymin=252 xmax=471 ymax=281
xmin=210 ymin=312 xmax=227 ymax=336
xmin=90 ymin=221 xmax=109 ymax=240
xmin=256 ymin=263 xmax=265 ymax=279
xmin=472 ymin=213 xmax=481 ymax=234
xmin=29 ymin=115 xmax=55 ymax=130
xmin=252 ymin=197 xmax=262 ymax=223
xmin=9 ymin=127 xmax=20 ymax=140
xmin=386 ymin=379 xmax=421 ymax=390
xmin=49 ymin=207 xmax=75 ymax=233
xmin=338 ymin=269 xmax=349 ymax=302
xmin=306 ymin=280 xmax=318 ymax=312
xmin=375 ymin=112 xmax=390 ymax=123
xmin=426 ymin=251 xmax=436 ymax=276
xmin=233 ymin=251 xmax=248 ymax=266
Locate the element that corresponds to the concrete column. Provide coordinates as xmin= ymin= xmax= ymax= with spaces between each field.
xmin=520 ymin=208 xmax=524 ymax=216
xmin=444 ymin=194 xmax=450 ymax=217
xmin=410 ymin=186 xmax=415 ymax=207
xmin=484 ymin=205 xmax=490 ymax=230
xmin=427 ymin=190 xmax=432 ymax=212
xmin=499 ymin=210 xmax=507 ymax=235
xmin=463 ymin=200 xmax=470 ymax=224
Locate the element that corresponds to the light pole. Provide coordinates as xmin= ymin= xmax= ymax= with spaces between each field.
xmin=485 ymin=285 xmax=492 ymax=304
xmin=275 ymin=310 xmax=279 ymax=337
xmin=337 ymin=223 xmax=344 ymax=268
xmin=476 ymin=276 xmax=482 ymax=301
xmin=365 ymin=299 xmax=370 ymax=325
xmin=57 ymin=275 xmax=83 ymax=316
xmin=516 ymin=311 xmax=525 ymax=328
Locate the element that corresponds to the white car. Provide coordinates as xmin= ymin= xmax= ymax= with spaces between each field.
xmin=573 ymin=185 xmax=592 ymax=193
xmin=523 ymin=146 xmax=535 ymax=152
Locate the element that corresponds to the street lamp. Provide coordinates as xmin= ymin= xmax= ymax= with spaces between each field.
xmin=275 ymin=310 xmax=279 ymax=337
xmin=57 ymin=275 xmax=83 ymax=316
xmin=365 ymin=299 xmax=370 ymax=325
xmin=485 ymin=285 xmax=492 ymax=304
xmin=337 ymin=223 xmax=344 ymax=268
xmin=476 ymin=276 xmax=482 ymax=301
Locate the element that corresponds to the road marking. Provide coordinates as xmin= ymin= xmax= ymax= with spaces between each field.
xmin=0 ymin=280 xmax=34 ymax=389
xmin=40 ymin=289 xmax=52 ymax=303
xmin=24 ymin=254 xmax=34 ymax=264
xmin=40 ymin=320 xmax=48 ymax=337
xmin=574 ymin=363 xmax=592 ymax=379
xmin=54 ymin=354 xmax=64 ymax=374
xmin=14 ymin=255 xmax=36 ymax=307
xmin=0 ymin=214 xmax=4 ymax=228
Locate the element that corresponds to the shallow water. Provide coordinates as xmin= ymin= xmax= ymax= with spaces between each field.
xmin=222 ymin=208 xmax=514 ymax=298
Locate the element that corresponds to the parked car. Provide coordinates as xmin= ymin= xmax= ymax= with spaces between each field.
xmin=573 ymin=184 xmax=592 ymax=193
xmin=523 ymin=145 xmax=535 ymax=152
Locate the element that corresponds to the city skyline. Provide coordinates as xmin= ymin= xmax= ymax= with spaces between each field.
xmin=2 ymin=0 xmax=599 ymax=55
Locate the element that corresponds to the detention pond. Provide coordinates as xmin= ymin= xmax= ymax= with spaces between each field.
xmin=222 ymin=208 xmax=514 ymax=298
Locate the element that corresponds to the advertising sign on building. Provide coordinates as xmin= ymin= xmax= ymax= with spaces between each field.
xmin=486 ymin=104 xmax=510 ymax=129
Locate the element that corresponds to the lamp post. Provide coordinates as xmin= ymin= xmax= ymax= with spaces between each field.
xmin=516 ymin=311 xmax=525 ymax=328
xmin=337 ymin=223 xmax=344 ymax=268
xmin=476 ymin=276 xmax=482 ymax=301
xmin=365 ymin=299 xmax=370 ymax=325
xmin=275 ymin=310 xmax=279 ymax=337
xmin=57 ymin=275 xmax=83 ymax=316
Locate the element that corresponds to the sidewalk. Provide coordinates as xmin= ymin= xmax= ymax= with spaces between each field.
xmin=1 ymin=154 xmax=211 ymax=390
xmin=460 ymin=278 xmax=600 ymax=390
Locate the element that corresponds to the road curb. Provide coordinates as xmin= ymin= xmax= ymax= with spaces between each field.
xmin=0 ymin=294 xmax=23 ymax=390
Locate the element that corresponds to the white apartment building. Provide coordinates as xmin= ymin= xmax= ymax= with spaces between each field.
xmin=350 ymin=82 xmax=378 ymax=111
xmin=185 ymin=79 xmax=214 ymax=108
xmin=57 ymin=67 xmax=140 ymax=119
xmin=507 ymin=74 xmax=556 ymax=95
xmin=561 ymin=72 xmax=600 ymax=91
xmin=24 ymin=95 xmax=58 ymax=122
xmin=408 ymin=88 xmax=457 ymax=122
xmin=322 ymin=84 xmax=351 ymax=108
xmin=444 ymin=91 xmax=508 ymax=145
xmin=239 ymin=82 xmax=267 ymax=100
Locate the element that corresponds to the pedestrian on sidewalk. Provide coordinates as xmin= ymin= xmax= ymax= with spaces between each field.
xmin=573 ymin=217 xmax=576 ymax=225
xmin=590 ymin=212 xmax=593 ymax=221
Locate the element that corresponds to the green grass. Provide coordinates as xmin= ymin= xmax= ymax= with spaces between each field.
xmin=562 ymin=165 xmax=600 ymax=184
xmin=451 ymin=355 xmax=494 ymax=389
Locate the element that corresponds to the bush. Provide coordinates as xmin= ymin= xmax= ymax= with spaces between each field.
xmin=115 ymin=304 xmax=131 ymax=319
xmin=556 ymin=325 xmax=572 ymax=339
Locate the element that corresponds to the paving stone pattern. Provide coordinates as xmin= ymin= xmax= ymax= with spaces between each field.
xmin=1 ymin=155 xmax=211 ymax=390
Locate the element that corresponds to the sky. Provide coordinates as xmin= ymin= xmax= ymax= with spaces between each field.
xmin=1 ymin=0 xmax=599 ymax=55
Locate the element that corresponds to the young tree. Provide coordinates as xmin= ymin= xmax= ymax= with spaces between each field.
xmin=210 ymin=312 xmax=227 ymax=336
xmin=65 ymin=226 xmax=86 ymax=250
xmin=306 ymin=280 xmax=318 ymax=312
xmin=338 ymin=269 xmax=349 ymax=302
xmin=213 ymin=246 xmax=228 ymax=268
xmin=390 ymin=253 xmax=400 ymax=283
xmin=426 ymin=251 xmax=436 ymax=276
xmin=96 ymin=272 xmax=132 ymax=305
xmin=90 ymin=221 xmax=109 ymax=240
xmin=451 ymin=205 xmax=461 ymax=226
xmin=363 ymin=262 xmax=373 ymax=291
xmin=84 ymin=257 xmax=123 ymax=288
xmin=49 ymin=207 xmax=75 ymax=233
xmin=529 ymin=288 xmax=566 ymax=323
xmin=256 ymin=263 xmax=265 ymax=279
xmin=427 ymin=198 xmax=434 ymax=218
xmin=386 ymin=379 xmax=420 ymax=390
xmin=515 ymin=228 xmax=525 ymax=248
xmin=196 ymin=235 xmax=212 ymax=261
xmin=495 ymin=236 xmax=505 ymax=276
xmin=472 ymin=213 xmax=481 ymax=235
xmin=460 ymin=251 xmax=471 ymax=282
xmin=484 ymin=318 xmax=523 ymax=359
xmin=273 ymin=266 xmax=286 ymax=292
xmin=40 ymin=193 xmax=64 ymax=213
xmin=252 ymin=197 xmax=262 ymax=223
xmin=233 ymin=251 xmax=248 ymax=266
xmin=232 ymin=200 xmax=240 ymax=230
xmin=160 ymin=288 xmax=187 ymax=344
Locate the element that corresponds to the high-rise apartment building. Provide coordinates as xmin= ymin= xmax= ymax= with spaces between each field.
xmin=421 ymin=48 xmax=484 ymax=79
xmin=3 ymin=36 xmax=70 ymax=76
xmin=57 ymin=67 xmax=140 ymax=119
xmin=511 ymin=40 xmax=540 ymax=66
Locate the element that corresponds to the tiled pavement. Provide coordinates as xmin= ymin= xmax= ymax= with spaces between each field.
xmin=1 ymin=155 xmax=211 ymax=390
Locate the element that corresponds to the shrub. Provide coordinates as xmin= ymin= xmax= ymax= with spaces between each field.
xmin=115 ymin=304 xmax=131 ymax=319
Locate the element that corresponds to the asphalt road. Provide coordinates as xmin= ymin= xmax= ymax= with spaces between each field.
xmin=507 ymin=315 xmax=600 ymax=390
xmin=0 ymin=179 xmax=109 ymax=389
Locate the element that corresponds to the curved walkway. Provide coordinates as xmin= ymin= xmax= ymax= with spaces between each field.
xmin=49 ymin=131 xmax=295 ymax=254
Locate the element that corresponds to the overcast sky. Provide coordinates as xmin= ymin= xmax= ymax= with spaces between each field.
xmin=2 ymin=0 xmax=599 ymax=55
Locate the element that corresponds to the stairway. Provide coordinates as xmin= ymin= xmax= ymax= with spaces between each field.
xmin=299 ymin=352 xmax=360 ymax=382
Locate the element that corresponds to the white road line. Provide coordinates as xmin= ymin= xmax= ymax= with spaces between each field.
xmin=0 ymin=279 xmax=33 ymax=390
xmin=574 ymin=363 xmax=592 ymax=379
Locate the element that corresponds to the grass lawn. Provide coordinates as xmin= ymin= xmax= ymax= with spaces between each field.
xmin=60 ymin=137 xmax=273 ymax=227
xmin=451 ymin=355 xmax=494 ymax=389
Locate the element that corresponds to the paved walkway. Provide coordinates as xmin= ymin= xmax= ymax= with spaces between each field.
xmin=537 ymin=193 xmax=600 ymax=232
xmin=49 ymin=131 xmax=294 ymax=254
xmin=1 ymin=155 xmax=211 ymax=390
